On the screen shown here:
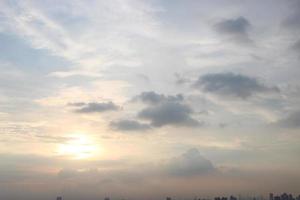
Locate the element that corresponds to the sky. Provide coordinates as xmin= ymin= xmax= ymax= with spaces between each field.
xmin=0 ymin=0 xmax=300 ymax=199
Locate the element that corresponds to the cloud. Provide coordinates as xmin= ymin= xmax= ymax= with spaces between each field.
xmin=133 ymin=91 xmax=202 ymax=127
xmin=69 ymin=101 xmax=120 ymax=113
xmin=136 ymin=74 xmax=150 ymax=83
xmin=291 ymin=39 xmax=300 ymax=52
xmin=194 ymin=72 xmax=279 ymax=99
xmin=34 ymin=134 xmax=75 ymax=143
xmin=0 ymin=0 xmax=160 ymax=71
xmin=214 ymin=16 xmax=252 ymax=44
xmin=68 ymin=102 xmax=86 ymax=107
xmin=289 ymin=39 xmax=300 ymax=58
xmin=138 ymin=101 xmax=201 ymax=127
xmin=282 ymin=0 xmax=300 ymax=31
xmin=282 ymin=1 xmax=300 ymax=56
xmin=110 ymin=120 xmax=151 ymax=131
xmin=165 ymin=148 xmax=215 ymax=177
xmin=276 ymin=111 xmax=300 ymax=129
xmin=174 ymin=73 xmax=191 ymax=85
xmin=54 ymin=149 xmax=216 ymax=181
xmin=134 ymin=91 xmax=183 ymax=105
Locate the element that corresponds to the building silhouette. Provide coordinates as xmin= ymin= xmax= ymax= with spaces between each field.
xmin=268 ymin=193 xmax=300 ymax=200
xmin=54 ymin=193 xmax=300 ymax=200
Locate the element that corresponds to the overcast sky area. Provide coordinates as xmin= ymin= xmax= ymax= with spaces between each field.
xmin=0 ymin=0 xmax=300 ymax=200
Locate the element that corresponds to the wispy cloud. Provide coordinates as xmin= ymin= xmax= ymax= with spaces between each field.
xmin=69 ymin=101 xmax=120 ymax=113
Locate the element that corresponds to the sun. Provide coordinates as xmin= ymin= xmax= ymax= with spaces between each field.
xmin=57 ymin=133 xmax=98 ymax=159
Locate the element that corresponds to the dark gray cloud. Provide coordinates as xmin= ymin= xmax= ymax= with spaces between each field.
xmin=214 ymin=16 xmax=252 ymax=44
xmin=166 ymin=148 xmax=215 ymax=176
xmin=134 ymin=91 xmax=183 ymax=105
xmin=69 ymin=101 xmax=120 ymax=113
xmin=134 ymin=91 xmax=202 ymax=127
xmin=110 ymin=119 xmax=151 ymax=131
xmin=138 ymin=101 xmax=201 ymax=127
xmin=194 ymin=72 xmax=279 ymax=99
xmin=276 ymin=111 xmax=300 ymax=129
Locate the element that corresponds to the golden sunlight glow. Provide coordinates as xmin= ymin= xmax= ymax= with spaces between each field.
xmin=57 ymin=133 xmax=99 ymax=159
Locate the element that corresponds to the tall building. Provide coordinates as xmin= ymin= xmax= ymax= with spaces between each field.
xmin=166 ymin=197 xmax=172 ymax=200
xmin=274 ymin=196 xmax=281 ymax=200
xmin=56 ymin=197 xmax=62 ymax=200
xmin=105 ymin=197 xmax=110 ymax=200
xmin=230 ymin=195 xmax=237 ymax=200
xmin=288 ymin=194 xmax=294 ymax=200
xmin=270 ymin=193 xmax=274 ymax=200
xmin=281 ymin=193 xmax=289 ymax=200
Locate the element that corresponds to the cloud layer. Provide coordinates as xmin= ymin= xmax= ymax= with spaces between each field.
xmin=0 ymin=1 xmax=300 ymax=199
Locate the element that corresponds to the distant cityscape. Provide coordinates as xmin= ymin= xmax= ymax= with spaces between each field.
xmin=56 ymin=193 xmax=300 ymax=200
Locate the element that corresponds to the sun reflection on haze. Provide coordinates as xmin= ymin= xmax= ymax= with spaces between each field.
xmin=57 ymin=133 xmax=99 ymax=159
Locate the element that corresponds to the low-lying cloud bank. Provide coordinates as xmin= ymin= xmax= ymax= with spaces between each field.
xmin=1 ymin=149 xmax=299 ymax=200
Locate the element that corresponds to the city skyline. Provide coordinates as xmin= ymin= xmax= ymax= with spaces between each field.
xmin=53 ymin=193 xmax=300 ymax=200
xmin=0 ymin=0 xmax=300 ymax=199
